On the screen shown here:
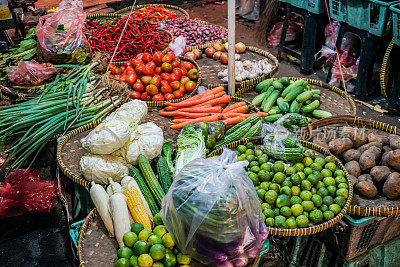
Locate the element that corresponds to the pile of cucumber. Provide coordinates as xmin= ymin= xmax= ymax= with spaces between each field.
xmin=252 ymin=77 xmax=332 ymax=122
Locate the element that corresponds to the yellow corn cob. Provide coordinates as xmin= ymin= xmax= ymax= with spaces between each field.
xmin=124 ymin=187 xmax=152 ymax=230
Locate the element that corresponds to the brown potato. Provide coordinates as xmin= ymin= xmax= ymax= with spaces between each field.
xmin=358 ymin=142 xmax=383 ymax=153
xmin=368 ymin=133 xmax=384 ymax=144
xmin=359 ymin=148 xmax=380 ymax=171
xmin=343 ymin=149 xmax=361 ymax=162
xmin=370 ymin=166 xmax=391 ymax=184
xmin=383 ymin=172 xmax=400 ymax=199
xmin=389 ymin=135 xmax=400 ymax=150
xmin=313 ymin=139 xmax=329 ymax=151
xmin=385 ymin=149 xmax=400 ymax=171
xmin=345 ymin=160 xmax=361 ymax=178
xmin=356 ymin=181 xmax=378 ymax=198
xmin=358 ymin=174 xmax=373 ymax=183
xmin=342 ymin=127 xmax=367 ymax=147
xmin=329 ymin=138 xmax=353 ymax=154
xmin=383 ymin=145 xmax=392 ymax=154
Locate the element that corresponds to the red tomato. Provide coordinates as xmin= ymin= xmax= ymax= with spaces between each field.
xmin=150 ymin=75 xmax=161 ymax=87
xmin=181 ymin=67 xmax=187 ymax=76
xmin=146 ymin=61 xmax=156 ymax=69
xmin=182 ymin=62 xmax=194 ymax=70
xmin=155 ymin=67 xmax=162 ymax=75
xmin=164 ymin=93 xmax=175 ymax=101
xmin=173 ymin=90 xmax=184 ymax=99
xmin=126 ymin=72 xmax=137 ymax=86
xmin=125 ymin=66 xmax=134 ymax=73
xmin=187 ymin=69 xmax=199 ymax=80
xmin=133 ymin=82 xmax=145 ymax=93
xmin=143 ymin=66 xmax=154 ymax=76
xmin=135 ymin=64 xmax=145 ymax=76
xmin=130 ymin=90 xmax=141 ymax=99
xmin=119 ymin=66 xmax=125 ymax=73
xmin=161 ymin=62 xmax=172 ymax=73
xmin=185 ymin=81 xmax=196 ymax=92
xmin=172 ymin=68 xmax=182 ymax=79
xmin=152 ymin=93 xmax=165 ymax=101
xmin=170 ymin=81 xmax=181 ymax=91
xmin=153 ymin=52 xmax=164 ymax=66
xmin=161 ymin=73 xmax=171 ymax=81
xmin=143 ymin=53 xmax=152 ymax=63
xmin=109 ymin=64 xmax=119 ymax=75
xmin=141 ymin=76 xmax=152 ymax=85
xmin=179 ymin=84 xmax=185 ymax=92
xmin=180 ymin=76 xmax=190 ymax=85
xmin=160 ymin=84 xmax=173 ymax=94
xmin=135 ymin=53 xmax=144 ymax=61
xmin=161 ymin=80 xmax=169 ymax=87
xmin=166 ymin=51 xmax=176 ymax=61
xmin=141 ymin=92 xmax=151 ymax=101
xmin=162 ymin=54 xmax=174 ymax=64
xmin=168 ymin=74 xmax=179 ymax=83
xmin=119 ymin=75 xmax=126 ymax=82
xmin=146 ymin=84 xmax=158 ymax=95
xmin=171 ymin=60 xmax=181 ymax=69
xmin=133 ymin=59 xmax=144 ymax=68
xmin=124 ymin=61 xmax=132 ymax=68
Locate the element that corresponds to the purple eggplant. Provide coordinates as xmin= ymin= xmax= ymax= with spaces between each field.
xmin=245 ymin=244 xmax=261 ymax=259
xmin=196 ymin=241 xmax=228 ymax=262
xmin=215 ymin=261 xmax=234 ymax=267
xmin=231 ymin=255 xmax=248 ymax=267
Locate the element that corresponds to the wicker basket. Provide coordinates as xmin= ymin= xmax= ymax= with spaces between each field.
xmin=302 ymin=115 xmax=400 ymax=217
xmin=380 ymin=39 xmax=394 ymax=100
xmin=78 ymin=208 xmax=264 ymax=267
xmin=196 ymin=46 xmax=278 ymax=91
xmin=207 ymin=136 xmax=353 ymax=236
xmin=114 ymin=4 xmax=190 ymax=19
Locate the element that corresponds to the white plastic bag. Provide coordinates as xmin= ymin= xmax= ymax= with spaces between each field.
xmin=168 ymin=36 xmax=186 ymax=57
xmin=79 ymin=155 xmax=129 ymax=184
xmin=161 ymin=149 xmax=267 ymax=266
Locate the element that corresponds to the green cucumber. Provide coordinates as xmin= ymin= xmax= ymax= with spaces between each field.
xmin=243 ymin=120 xmax=263 ymax=138
xmin=272 ymin=80 xmax=284 ymax=90
xmin=277 ymin=97 xmax=289 ymax=113
xmin=225 ymin=115 xmax=261 ymax=136
xmin=255 ymin=78 xmax=273 ymax=93
xmin=264 ymin=114 xmax=283 ymax=122
xmin=281 ymin=79 xmax=305 ymax=97
xmin=252 ymin=92 xmax=267 ymax=106
xmin=301 ymin=100 xmax=320 ymax=113
xmin=284 ymin=86 xmax=304 ymax=102
xmin=262 ymin=90 xmax=280 ymax=112
xmin=311 ymin=109 xmax=332 ymax=119
xmin=296 ymin=91 xmax=313 ymax=103
xmin=289 ymin=100 xmax=303 ymax=113
xmin=268 ymin=106 xmax=281 ymax=115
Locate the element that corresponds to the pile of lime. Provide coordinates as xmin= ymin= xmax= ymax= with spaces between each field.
xmin=115 ymin=213 xmax=191 ymax=267
xmin=236 ymin=142 xmax=349 ymax=229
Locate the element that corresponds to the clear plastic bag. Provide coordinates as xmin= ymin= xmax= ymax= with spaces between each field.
xmin=7 ymin=61 xmax=62 ymax=85
xmin=168 ymin=36 xmax=186 ymax=57
xmin=161 ymin=149 xmax=267 ymax=266
xmin=35 ymin=0 xmax=91 ymax=64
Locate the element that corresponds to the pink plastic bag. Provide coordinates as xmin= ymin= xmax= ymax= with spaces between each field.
xmin=268 ymin=21 xmax=303 ymax=47
xmin=35 ymin=0 xmax=91 ymax=64
xmin=0 ymin=168 xmax=58 ymax=219
xmin=7 ymin=61 xmax=62 ymax=85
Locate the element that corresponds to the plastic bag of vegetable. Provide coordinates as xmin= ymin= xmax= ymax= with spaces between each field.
xmin=7 ymin=61 xmax=62 ymax=85
xmin=161 ymin=149 xmax=267 ymax=266
xmin=35 ymin=0 xmax=91 ymax=64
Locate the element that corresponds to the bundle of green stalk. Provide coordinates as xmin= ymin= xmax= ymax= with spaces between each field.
xmin=0 ymin=63 xmax=120 ymax=171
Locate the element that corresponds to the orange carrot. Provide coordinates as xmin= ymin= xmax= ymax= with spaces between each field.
xmin=208 ymin=86 xmax=225 ymax=94
xmin=224 ymin=105 xmax=248 ymax=114
xmin=221 ymin=113 xmax=246 ymax=119
xmin=214 ymin=91 xmax=226 ymax=98
xmin=173 ymin=119 xmax=191 ymax=123
xmin=166 ymin=103 xmax=211 ymax=111
xmin=201 ymin=95 xmax=232 ymax=107
xmin=175 ymin=106 xmax=222 ymax=113
xmin=222 ymin=101 xmax=246 ymax=113
xmin=165 ymin=94 xmax=215 ymax=108
xmin=223 ymin=116 xmax=244 ymax=126
xmin=171 ymin=115 xmax=220 ymax=129
xmin=160 ymin=110 xmax=218 ymax=118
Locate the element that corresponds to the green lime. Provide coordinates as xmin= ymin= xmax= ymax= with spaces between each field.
xmin=246 ymin=142 xmax=255 ymax=150
xmin=258 ymin=156 xmax=269 ymax=165
xmin=297 ymin=172 xmax=306 ymax=180
xmin=313 ymin=171 xmax=322 ymax=180
xmin=327 ymin=185 xmax=337 ymax=196
xmin=238 ymin=154 xmax=247 ymax=161
xmin=307 ymin=174 xmax=318 ymax=185
xmin=319 ymin=204 xmax=328 ymax=212
xmin=149 ymin=244 xmax=166 ymax=261
xmin=273 ymin=172 xmax=286 ymax=183
xmin=325 ymin=156 xmax=336 ymax=163
xmin=303 ymin=157 xmax=313 ymax=167
xmin=311 ymin=194 xmax=323 ymax=207
xmin=273 ymin=208 xmax=280 ymax=217
xmin=236 ymin=151 xmax=241 ymax=157
xmin=177 ymin=253 xmax=192 ymax=265
xmin=162 ymin=233 xmax=175 ymax=249
xmin=300 ymin=190 xmax=312 ymax=201
xmin=255 ymin=186 xmax=261 ymax=191
xmin=260 ymin=182 xmax=271 ymax=191
xmin=310 ymin=163 xmax=323 ymax=172
xmin=265 ymin=217 xmax=274 ymax=227
xmin=118 ymin=247 xmax=133 ymax=259
xmin=282 ymin=179 xmax=293 ymax=188
xmin=329 ymin=204 xmax=341 ymax=215
xmin=261 ymin=202 xmax=272 ymax=210
xmin=258 ymin=170 xmax=270 ymax=182
xmin=255 ymin=149 xmax=263 ymax=157
xmin=290 ymin=196 xmax=303 ymax=205
xmin=336 ymin=188 xmax=349 ymax=198
xmin=323 ymin=177 xmax=336 ymax=187
xmin=246 ymin=154 xmax=256 ymax=162
xmin=325 ymin=162 xmax=337 ymax=172
xmin=133 ymin=241 xmax=149 ymax=255
xmin=290 ymin=173 xmax=302 ymax=185
xmin=251 ymin=166 xmax=260 ymax=173
xmin=302 ymin=201 xmax=315 ymax=211
xmin=249 ymin=161 xmax=259 ymax=167
xmin=148 ymin=235 xmax=162 ymax=246
xmin=304 ymin=167 xmax=313 ymax=176
xmin=301 ymin=180 xmax=312 ymax=191
xmin=304 ymin=149 xmax=316 ymax=159
xmin=245 ymin=149 xmax=255 ymax=155
xmin=334 ymin=170 xmax=345 ymax=177
xmin=338 ymin=183 xmax=348 ymax=190
xmin=263 ymin=209 xmax=275 ymax=218
xmin=123 ymin=232 xmax=138 ymax=247
xmin=269 ymin=183 xmax=280 ymax=192
xmin=291 ymin=203 xmax=304 ymax=216
xmin=260 ymin=163 xmax=272 ymax=172
xmin=237 ymin=145 xmax=247 ymax=154
xmin=153 ymin=213 xmax=163 ymax=226
xmin=153 ymin=225 xmax=167 ymax=238
xmin=130 ymin=255 xmax=138 ymax=266
xmin=285 ymin=167 xmax=296 ymax=176
xmin=335 ymin=176 xmax=347 ymax=184
xmin=273 ymin=162 xmax=285 ymax=173
xmin=248 ymin=173 xmax=259 ymax=185
xmin=334 ymin=196 xmax=347 ymax=207
xmin=309 ymin=210 xmax=323 ymax=223
xmin=323 ymin=196 xmax=334 ymax=206
xmin=280 ymin=206 xmax=292 ymax=217
xmin=131 ymin=223 xmax=145 ymax=235
xmin=138 ymin=229 xmax=153 ymax=241
xmin=292 ymin=186 xmax=301 ymax=196
xmin=286 ymin=217 xmax=297 ymax=229
xmin=303 ymin=211 xmax=309 ymax=218
xmin=296 ymin=215 xmax=309 ymax=228
xmin=274 ymin=215 xmax=287 ymax=228
xmin=311 ymin=188 xmax=317 ymax=195
xmin=138 ymin=254 xmax=153 ymax=267
xmin=316 ymin=181 xmax=325 ymax=189
xmin=323 ymin=211 xmax=335 ymax=221
xmin=314 ymin=157 xmax=326 ymax=166
xmin=293 ymin=163 xmax=305 ymax=172
xmin=257 ymin=189 xmax=266 ymax=200
xmin=152 ymin=262 xmax=165 ymax=267
xmin=321 ymin=169 xmax=332 ymax=178
xmin=276 ymin=194 xmax=291 ymax=208
xmin=263 ymin=213 xmax=266 ymax=221
xmin=115 ymin=258 xmax=131 ymax=267
xmin=280 ymin=186 xmax=292 ymax=196
xmin=317 ymin=187 xmax=329 ymax=197
xmin=264 ymin=190 xmax=278 ymax=204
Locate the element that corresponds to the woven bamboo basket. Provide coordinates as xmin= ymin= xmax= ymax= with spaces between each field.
xmin=380 ymin=39 xmax=394 ymax=100
xmin=207 ymin=136 xmax=353 ymax=236
xmin=235 ymin=77 xmax=357 ymax=118
xmin=78 ymin=208 xmax=264 ymax=267
xmin=302 ymin=115 xmax=400 ymax=217
xmin=114 ymin=56 xmax=201 ymax=107
xmin=114 ymin=3 xmax=190 ymax=19
xmin=195 ymin=46 xmax=278 ymax=90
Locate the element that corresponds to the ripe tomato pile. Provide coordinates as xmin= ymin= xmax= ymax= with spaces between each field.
xmin=108 ymin=51 xmax=199 ymax=102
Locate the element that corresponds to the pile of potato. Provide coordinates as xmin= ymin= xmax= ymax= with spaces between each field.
xmin=313 ymin=126 xmax=400 ymax=200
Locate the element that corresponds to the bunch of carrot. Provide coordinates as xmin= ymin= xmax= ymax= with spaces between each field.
xmin=159 ymin=87 xmax=268 ymax=129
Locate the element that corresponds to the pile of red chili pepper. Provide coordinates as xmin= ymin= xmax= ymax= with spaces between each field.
xmin=88 ymin=18 xmax=171 ymax=61
xmin=129 ymin=5 xmax=177 ymax=23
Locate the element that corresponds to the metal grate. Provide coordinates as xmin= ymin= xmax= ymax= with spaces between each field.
xmin=308 ymin=0 xmax=316 ymax=8
xmin=332 ymin=0 xmax=340 ymax=15
xmin=369 ymin=3 xmax=380 ymax=30
xmin=355 ymin=220 xmax=381 ymax=252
